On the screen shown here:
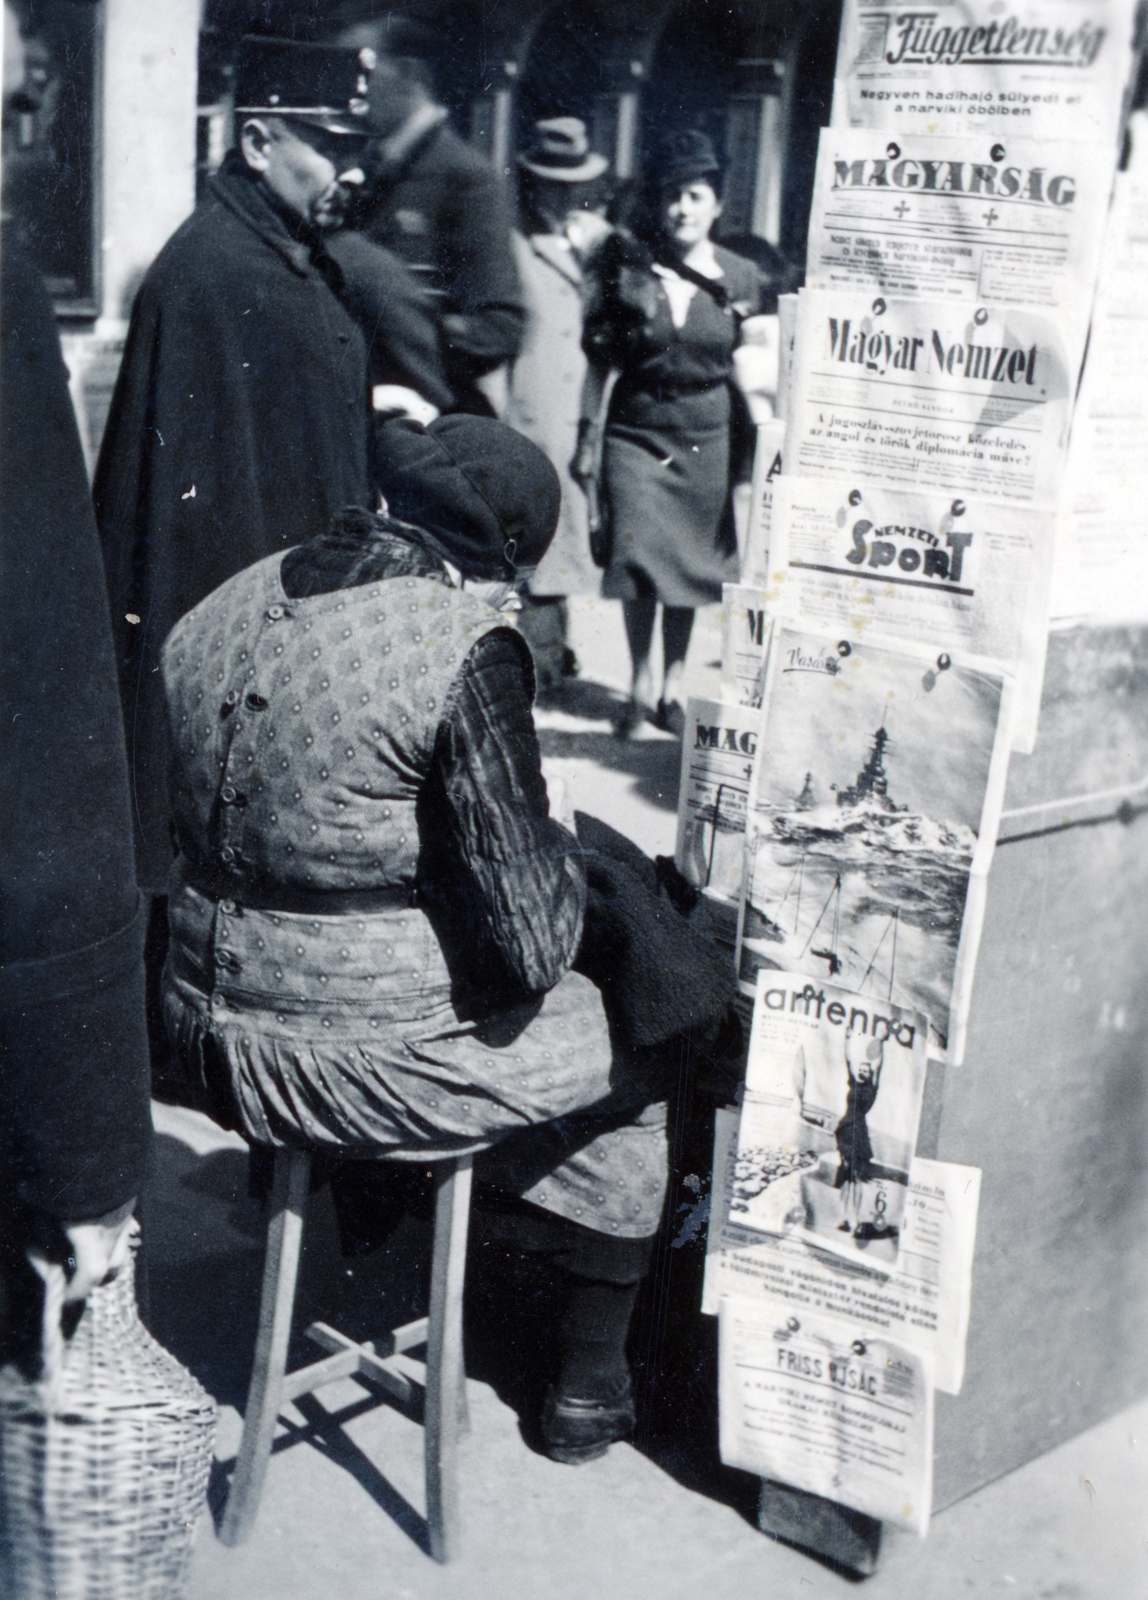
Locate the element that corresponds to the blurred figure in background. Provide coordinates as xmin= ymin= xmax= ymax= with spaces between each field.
xmin=578 ymin=131 xmax=771 ymax=738
xmin=506 ymin=118 xmax=611 ymax=695
xmin=1 ymin=0 xmax=151 ymax=1345
xmin=334 ymin=17 xmax=524 ymax=415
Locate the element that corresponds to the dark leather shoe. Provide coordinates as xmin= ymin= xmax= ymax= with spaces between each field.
xmin=539 ymin=1382 xmax=636 ymax=1464
xmin=614 ymin=699 xmax=647 ymax=740
xmin=655 ymin=699 xmax=686 ymax=739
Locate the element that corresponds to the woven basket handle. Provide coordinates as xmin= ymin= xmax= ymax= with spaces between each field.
xmin=23 ymin=1257 xmax=68 ymax=1400
xmin=26 ymin=1215 xmax=139 ymax=1394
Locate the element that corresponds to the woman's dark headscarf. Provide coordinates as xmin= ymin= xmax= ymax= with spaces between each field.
xmin=374 ymin=416 xmax=561 ymax=580
xmin=282 ymin=416 xmax=561 ymax=599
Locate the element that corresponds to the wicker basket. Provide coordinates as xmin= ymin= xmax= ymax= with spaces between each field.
xmin=0 ymin=1242 xmax=216 ymax=1600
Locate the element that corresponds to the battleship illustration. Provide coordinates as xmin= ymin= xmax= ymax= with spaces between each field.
xmin=742 ymin=723 xmax=975 ymax=1009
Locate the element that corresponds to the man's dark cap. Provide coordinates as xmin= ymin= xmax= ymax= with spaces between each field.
xmin=656 ymin=129 xmax=723 ymax=192
xmin=374 ymin=417 xmax=561 ymax=580
xmin=234 ymin=36 xmax=376 ymax=134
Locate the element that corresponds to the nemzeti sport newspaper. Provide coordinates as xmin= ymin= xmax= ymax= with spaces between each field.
xmin=769 ymin=477 xmax=1053 ymax=751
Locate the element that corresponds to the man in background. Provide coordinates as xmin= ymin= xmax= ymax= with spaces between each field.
xmin=1 ymin=0 xmax=151 ymax=1330
xmin=332 ymin=16 xmax=524 ymax=414
xmin=506 ymin=117 xmax=612 ymax=693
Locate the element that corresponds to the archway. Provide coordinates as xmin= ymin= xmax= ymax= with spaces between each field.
xmin=642 ymin=0 xmax=790 ymax=247
xmin=515 ymin=2 xmax=616 ymax=172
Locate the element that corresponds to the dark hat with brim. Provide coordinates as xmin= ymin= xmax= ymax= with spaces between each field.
xmin=234 ymin=36 xmax=377 ymax=135
xmin=374 ymin=417 xmax=561 ymax=580
xmin=655 ymin=129 xmax=723 ymax=191
xmin=518 ymin=118 xmax=609 ymax=183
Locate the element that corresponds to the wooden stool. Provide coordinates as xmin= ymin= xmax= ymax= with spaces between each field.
xmin=220 ymin=1143 xmax=479 ymax=1562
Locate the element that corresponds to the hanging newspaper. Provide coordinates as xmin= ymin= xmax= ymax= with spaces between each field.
xmin=741 ymin=420 xmax=785 ymax=588
xmin=738 ymin=626 xmax=1013 ymax=1062
xmin=704 ymin=1107 xmax=982 ymax=1394
xmin=721 ymin=586 xmax=771 ymax=707
xmin=776 ymin=292 xmax=799 ymax=422
xmin=730 ymin=971 xmax=928 ymax=1269
xmin=1050 ymin=112 xmax=1148 ymax=621
xmin=785 ymin=289 xmax=1072 ymax=505
xmin=718 ymin=1294 xmax=934 ymax=1534
xmin=805 ymin=129 xmax=1112 ymax=373
xmin=831 ymin=0 xmax=1135 ymax=148
xmin=674 ymin=698 xmax=760 ymax=904
xmin=769 ymin=477 xmax=1053 ymax=751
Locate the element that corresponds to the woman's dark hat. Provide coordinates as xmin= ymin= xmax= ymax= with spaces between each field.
xmin=374 ymin=417 xmax=561 ymax=580
xmin=234 ymin=36 xmax=376 ymax=135
xmin=518 ymin=119 xmax=609 ymax=182
xmin=656 ymin=129 xmax=722 ymax=190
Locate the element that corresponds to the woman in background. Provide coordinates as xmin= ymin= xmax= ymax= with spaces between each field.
xmin=580 ymin=131 xmax=765 ymax=737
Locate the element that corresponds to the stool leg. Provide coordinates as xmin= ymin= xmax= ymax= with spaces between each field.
xmin=425 ymin=1154 xmax=473 ymax=1564
xmin=220 ymin=1147 xmax=311 ymax=1547
xmin=458 ymin=1352 xmax=471 ymax=1437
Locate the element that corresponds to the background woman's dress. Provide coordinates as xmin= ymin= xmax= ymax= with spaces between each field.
xmin=597 ymin=244 xmax=760 ymax=607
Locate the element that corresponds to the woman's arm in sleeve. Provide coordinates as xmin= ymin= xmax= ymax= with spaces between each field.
xmin=433 ymin=628 xmax=585 ymax=992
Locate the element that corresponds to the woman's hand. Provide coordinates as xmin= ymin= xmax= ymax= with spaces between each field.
xmin=371 ymin=385 xmax=440 ymax=428
xmin=570 ymin=417 xmax=600 ymax=492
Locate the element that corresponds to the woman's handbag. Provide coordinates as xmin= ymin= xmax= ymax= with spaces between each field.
xmin=573 ymin=367 xmax=620 ymax=569
xmin=0 ymin=1236 xmax=216 ymax=1600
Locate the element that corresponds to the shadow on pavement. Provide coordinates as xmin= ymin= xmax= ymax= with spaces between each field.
xmin=537 ymin=722 xmax=682 ymax=816
xmin=142 ymin=1088 xmax=758 ymax=1545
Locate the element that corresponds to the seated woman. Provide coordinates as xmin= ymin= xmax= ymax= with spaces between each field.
xmin=159 ymin=415 xmax=730 ymax=1462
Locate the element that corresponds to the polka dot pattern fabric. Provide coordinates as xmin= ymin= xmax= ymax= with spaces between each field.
xmin=160 ymin=553 xmax=668 ymax=1237
xmin=165 ymin=882 xmax=663 ymax=1235
xmin=162 ymin=553 xmax=503 ymax=893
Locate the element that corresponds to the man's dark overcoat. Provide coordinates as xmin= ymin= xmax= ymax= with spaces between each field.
xmin=355 ymin=117 xmax=524 ymax=412
xmin=0 ymin=233 xmax=152 ymax=1228
xmin=94 ymin=157 xmax=376 ymax=891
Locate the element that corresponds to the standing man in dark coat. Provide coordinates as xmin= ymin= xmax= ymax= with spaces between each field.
xmin=331 ymin=19 xmax=525 ymax=414
xmin=94 ymin=37 xmax=441 ymax=897
xmin=1 ymin=0 xmax=151 ymax=1327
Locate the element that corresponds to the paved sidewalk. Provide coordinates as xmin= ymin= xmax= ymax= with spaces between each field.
xmin=156 ymin=1100 xmax=1147 ymax=1600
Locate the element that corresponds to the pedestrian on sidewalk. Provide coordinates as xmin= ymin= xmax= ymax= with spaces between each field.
xmin=94 ymin=36 xmax=402 ymax=896
xmin=578 ymin=131 xmax=768 ymax=738
xmin=330 ymin=14 xmax=525 ymax=417
xmin=505 ymin=117 xmax=611 ymax=696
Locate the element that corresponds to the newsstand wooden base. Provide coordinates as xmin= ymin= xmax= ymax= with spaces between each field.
xmin=756 ymin=1481 xmax=882 ymax=1576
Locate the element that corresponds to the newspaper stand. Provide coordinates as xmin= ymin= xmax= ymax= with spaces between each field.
xmin=711 ymin=623 xmax=1148 ymax=1573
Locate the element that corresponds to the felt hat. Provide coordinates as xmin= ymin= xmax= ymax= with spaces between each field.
xmin=655 ymin=128 xmax=723 ymax=191
xmin=374 ymin=417 xmax=561 ymax=580
xmin=234 ymin=36 xmax=376 ymax=135
xmin=518 ymin=119 xmax=609 ymax=183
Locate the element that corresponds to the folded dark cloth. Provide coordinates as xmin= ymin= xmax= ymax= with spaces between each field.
xmin=571 ymin=812 xmax=736 ymax=1052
